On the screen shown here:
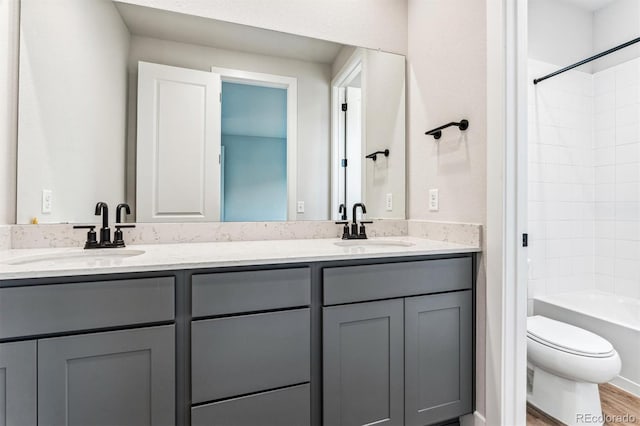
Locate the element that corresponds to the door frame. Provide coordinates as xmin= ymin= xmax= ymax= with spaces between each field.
xmin=485 ymin=0 xmax=528 ymax=425
xmin=211 ymin=66 xmax=298 ymax=220
xmin=330 ymin=48 xmax=365 ymax=220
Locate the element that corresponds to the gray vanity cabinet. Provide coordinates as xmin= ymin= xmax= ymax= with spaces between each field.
xmin=405 ymin=291 xmax=473 ymax=426
xmin=322 ymin=256 xmax=474 ymax=426
xmin=0 ymin=341 xmax=37 ymax=426
xmin=323 ymin=299 xmax=405 ymax=426
xmin=37 ymin=325 xmax=175 ymax=426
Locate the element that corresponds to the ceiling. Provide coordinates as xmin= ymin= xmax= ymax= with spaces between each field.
xmin=560 ymin=0 xmax=617 ymax=11
xmin=114 ymin=2 xmax=344 ymax=65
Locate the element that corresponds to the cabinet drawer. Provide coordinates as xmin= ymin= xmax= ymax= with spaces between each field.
xmin=0 ymin=277 xmax=175 ymax=339
xmin=191 ymin=384 xmax=310 ymax=426
xmin=323 ymin=257 xmax=472 ymax=305
xmin=192 ymin=308 xmax=310 ymax=403
xmin=192 ymin=268 xmax=310 ymax=317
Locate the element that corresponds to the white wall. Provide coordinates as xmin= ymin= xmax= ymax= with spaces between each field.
xmin=407 ymin=0 xmax=487 ymax=417
xmin=0 ymin=0 xmax=19 ymax=225
xmin=593 ymin=0 xmax=640 ymax=73
xmin=127 ymin=36 xmax=332 ymax=220
xmin=363 ymin=49 xmax=406 ymax=219
xmin=528 ymin=0 xmax=594 ymax=71
xmin=527 ymin=59 xmax=595 ymax=302
xmin=17 ymin=0 xmax=130 ymax=224
xmin=117 ymin=0 xmax=408 ymax=55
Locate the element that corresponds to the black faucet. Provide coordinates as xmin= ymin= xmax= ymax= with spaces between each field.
xmin=335 ymin=203 xmax=373 ymax=240
xmin=95 ymin=202 xmax=111 ymax=246
xmin=114 ymin=203 xmax=136 ymax=248
xmin=338 ymin=203 xmax=347 ymax=221
xmin=73 ymin=202 xmax=135 ymax=249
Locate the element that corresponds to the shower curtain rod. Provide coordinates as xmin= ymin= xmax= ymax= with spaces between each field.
xmin=533 ymin=36 xmax=640 ymax=85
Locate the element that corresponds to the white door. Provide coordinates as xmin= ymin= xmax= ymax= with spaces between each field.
xmin=345 ymin=87 xmax=362 ymax=211
xmin=136 ymin=61 xmax=221 ymax=222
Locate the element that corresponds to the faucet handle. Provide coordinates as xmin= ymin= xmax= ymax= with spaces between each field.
xmin=73 ymin=225 xmax=98 ymax=249
xmin=360 ymin=220 xmax=373 ymax=224
xmin=113 ymin=224 xmax=135 ymax=248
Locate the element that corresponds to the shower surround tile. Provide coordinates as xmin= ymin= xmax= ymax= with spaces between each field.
xmin=529 ymin=57 xmax=640 ymax=301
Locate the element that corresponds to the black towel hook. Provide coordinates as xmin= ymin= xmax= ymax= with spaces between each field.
xmin=425 ymin=119 xmax=469 ymax=139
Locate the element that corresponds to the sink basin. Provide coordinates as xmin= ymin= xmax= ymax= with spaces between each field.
xmin=2 ymin=249 xmax=146 ymax=266
xmin=334 ymin=240 xmax=415 ymax=249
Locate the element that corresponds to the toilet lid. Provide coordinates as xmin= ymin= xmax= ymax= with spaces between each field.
xmin=527 ymin=316 xmax=614 ymax=358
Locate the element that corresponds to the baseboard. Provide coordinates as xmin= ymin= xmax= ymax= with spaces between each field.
xmin=610 ymin=375 xmax=640 ymax=398
xmin=460 ymin=411 xmax=486 ymax=426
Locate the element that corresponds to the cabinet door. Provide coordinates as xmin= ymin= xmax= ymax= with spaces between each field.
xmin=323 ymin=299 xmax=403 ymax=426
xmin=38 ymin=325 xmax=175 ymax=426
xmin=405 ymin=291 xmax=473 ymax=426
xmin=0 ymin=341 xmax=36 ymax=426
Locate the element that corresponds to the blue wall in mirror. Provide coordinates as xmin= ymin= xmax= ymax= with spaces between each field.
xmin=221 ymin=82 xmax=287 ymax=222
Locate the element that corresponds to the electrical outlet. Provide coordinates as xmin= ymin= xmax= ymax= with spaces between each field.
xmin=42 ymin=189 xmax=52 ymax=214
xmin=297 ymin=201 xmax=305 ymax=214
xmin=429 ymin=189 xmax=439 ymax=211
xmin=385 ymin=193 xmax=393 ymax=211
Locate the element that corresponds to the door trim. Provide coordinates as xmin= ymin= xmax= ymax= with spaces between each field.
xmin=211 ymin=67 xmax=298 ymax=221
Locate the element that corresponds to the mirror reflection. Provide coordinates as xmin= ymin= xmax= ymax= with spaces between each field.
xmin=17 ymin=0 xmax=405 ymax=224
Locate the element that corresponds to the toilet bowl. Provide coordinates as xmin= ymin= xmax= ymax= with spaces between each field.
xmin=527 ymin=316 xmax=621 ymax=426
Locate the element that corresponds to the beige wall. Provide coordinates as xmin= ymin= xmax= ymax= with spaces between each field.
xmin=118 ymin=0 xmax=408 ymax=55
xmin=407 ymin=0 xmax=487 ymax=416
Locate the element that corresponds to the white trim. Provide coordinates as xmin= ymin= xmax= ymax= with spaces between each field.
xmin=211 ymin=66 xmax=298 ymax=220
xmin=486 ymin=0 xmax=528 ymax=425
xmin=460 ymin=411 xmax=487 ymax=426
xmin=330 ymin=48 xmax=364 ymax=220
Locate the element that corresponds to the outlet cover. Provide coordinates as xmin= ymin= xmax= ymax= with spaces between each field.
xmin=297 ymin=201 xmax=305 ymax=214
xmin=429 ymin=189 xmax=439 ymax=211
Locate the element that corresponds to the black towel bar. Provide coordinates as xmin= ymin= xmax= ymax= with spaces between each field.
xmin=425 ymin=119 xmax=469 ymax=139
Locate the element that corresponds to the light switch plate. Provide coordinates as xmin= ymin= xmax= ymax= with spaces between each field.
xmin=42 ymin=189 xmax=52 ymax=214
xmin=385 ymin=193 xmax=393 ymax=211
xmin=429 ymin=189 xmax=439 ymax=211
xmin=297 ymin=201 xmax=305 ymax=214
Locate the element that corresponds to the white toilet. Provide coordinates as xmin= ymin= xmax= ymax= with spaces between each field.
xmin=527 ymin=316 xmax=621 ymax=426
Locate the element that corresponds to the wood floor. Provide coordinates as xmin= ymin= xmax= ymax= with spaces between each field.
xmin=527 ymin=384 xmax=640 ymax=425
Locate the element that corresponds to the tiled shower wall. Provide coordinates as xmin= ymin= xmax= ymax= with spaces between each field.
xmin=528 ymin=58 xmax=640 ymax=301
xmin=528 ymin=59 xmax=595 ymax=300
xmin=593 ymin=58 xmax=640 ymax=299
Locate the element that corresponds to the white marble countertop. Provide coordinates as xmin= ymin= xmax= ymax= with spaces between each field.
xmin=0 ymin=236 xmax=480 ymax=280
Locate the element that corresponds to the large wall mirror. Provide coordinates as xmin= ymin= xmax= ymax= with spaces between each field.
xmin=16 ymin=0 xmax=406 ymax=224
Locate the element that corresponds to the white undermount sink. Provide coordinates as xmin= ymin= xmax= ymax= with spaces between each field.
xmin=333 ymin=239 xmax=415 ymax=248
xmin=2 ymin=249 xmax=146 ymax=266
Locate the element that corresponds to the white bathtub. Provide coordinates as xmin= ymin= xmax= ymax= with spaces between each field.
xmin=533 ymin=291 xmax=640 ymax=397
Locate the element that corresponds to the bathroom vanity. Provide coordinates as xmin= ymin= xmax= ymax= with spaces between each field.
xmin=0 ymin=238 xmax=478 ymax=426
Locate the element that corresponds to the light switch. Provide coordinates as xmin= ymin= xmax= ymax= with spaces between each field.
xmin=42 ymin=189 xmax=52 ymax=214
xmin=429 ymin=189 xmax=439 ymax=211
xmin=297 ymin=201 xmax=305 ymax=214
xmin=385 ymin=193 xmax=393 ymax=211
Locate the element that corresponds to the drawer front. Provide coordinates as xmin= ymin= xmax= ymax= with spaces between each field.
xmin=191 ymin=384 xmax=310 ymax=426
xmin=192 ymin=268 xmax=310 ymax=317
xmin=323 ymin=257 xmax=472 ymax=305
xmin=191 ymin=308 xmax=310 ymax=403
xmin=0 ymin=277 xmax=175 ymax=339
